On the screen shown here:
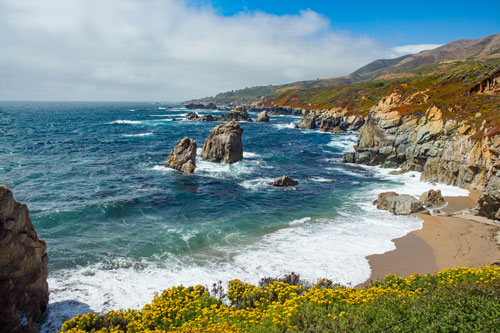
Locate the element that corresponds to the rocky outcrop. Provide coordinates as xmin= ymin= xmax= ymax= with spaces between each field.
xmin=476 ymin=167 xmax=500 ymax=220
xmin=165 ymin=138 xmax=197 ymax=173
xmin=420 ymin=189 xmax=446 ymax=208
xmin=201 ymin=121 xmax=244 ymax=164
xmin=374 ymin=191 xmax=424 ymax=215
xmin=268 ymin=176 xmax=299 ymax=187
xmin=219 ymin=106 xmax=252 ymax=122
xmin=185 ymin=102 xmax=218 ymax=110
xmin=296 ymin=112 xmax=316 ymax=129
xmin=256 ymin=111 xmax=269 ymax=123
xmin=0 ymin=185 xmax=48 ymax=332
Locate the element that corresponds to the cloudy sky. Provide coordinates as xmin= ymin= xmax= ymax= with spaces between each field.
xmin=0 ymin=0 xmax=498 ymax=101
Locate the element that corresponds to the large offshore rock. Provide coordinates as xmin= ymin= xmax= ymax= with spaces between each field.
xmin=0 ymin=185 xmax=49 ymax=332
xmin=374 ymin=191 xmax=424 ymax=215
xmin=201 ymin=121 xmax=244 ymax=164
xmin=268 ymin=176 xmax=299 ymax=187
xmin=219 ymin=106 xmax=253 ymax=122
xmin=256 ymin=111 xmax=270 ymax=123
xmin=296 ymin=112 xmax=316 ymax=129
xmin=165 ymin=137 xmax=197 ymax=173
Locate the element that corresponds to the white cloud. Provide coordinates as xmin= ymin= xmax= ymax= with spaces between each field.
xmin=390 ymin=44 xmax=442 ymax=57
xmin=0 ymin=0 xmax=410 ymax=101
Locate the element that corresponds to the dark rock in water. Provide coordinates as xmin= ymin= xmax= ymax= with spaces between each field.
xmin=186 ymin=112 xmax=199 ymax=120
xmin=185 ymin=102 xmax=217 ymax=110
xmin=165 ymin=138 xmax=197 ymax=173
xmin=201 ymin=121 xmax=244 ymax=164
xmin=319 ymin=115 xmax=347 ymax=133
xmin=0 ymin=185 xmax=49 ymax=332
xmin=420 ymin=189 xmax=446 ymax=208
xmin=269 ymin=176 xmax=299 ymax=187
xmin=342 ymin=152 xmax=355 ymax=164
xmin=256 ymin=111 xmax=269 ymax=123
xmin=296 ymin=112 xmax=316 ymax=129
xmin=219 ymin=106 xmax=253 ymax=122
xmin=199 ymin=115 xmax=215 ymax=122
xmin=374 ymin=191 xmax=424 ymax=215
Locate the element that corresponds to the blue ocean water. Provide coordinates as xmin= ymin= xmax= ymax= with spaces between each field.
xmin=1 ymin=102 xmax=466 ymax=330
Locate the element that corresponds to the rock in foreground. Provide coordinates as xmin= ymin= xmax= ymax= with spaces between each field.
xmin=268 ymin=176 xmax=299 ymax=187
xmin=201 ymin=121 xmax=244 ymax=164
xmin=0 ymin=185 xmax=49 ymax=332
xmin=166 ymin=138 xmax=197 ymax=173
xmin=374 ymin=191 xmax=424 ymax=215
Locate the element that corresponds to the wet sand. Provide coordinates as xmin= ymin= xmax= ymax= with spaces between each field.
xmin=363 ymin=190 xmax=500 ymax=285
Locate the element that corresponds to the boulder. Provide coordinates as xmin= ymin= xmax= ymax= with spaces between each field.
xmin=420 ymin=189 xmax=446 ymax=208
xmin=219 ymin=107 xmax=253 ymax=122
xmin=165 ymin=138 xmax=197 ymax=173
xmin=199 ymin=114 xmax=215 ymax=122
xmin=256 ymin=111 xmax=269 ymax=123
xmin=201 ymin=121 xmax=244 ymax=164
xmin=296 ymin=112 xmax=316 ymax=129
xmin=268 ymin=176 xmax=299 ymax=187
xmin=0 ymin=185 xmax=49 ymax=332
xmin=374 ymin=191 xmax=424 ymax=215
xmin=186 ymin=112 xmax=199 ymax=120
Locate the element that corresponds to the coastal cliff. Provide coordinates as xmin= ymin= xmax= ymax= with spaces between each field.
xmin=0 ymin=185 xmax=49 ymax=332
xmin=341 ymin=63 xmax=500 ymax=220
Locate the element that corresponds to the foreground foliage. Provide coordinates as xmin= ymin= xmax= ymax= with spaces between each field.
xmin=61 ymin=267 xmax=500 ymax=332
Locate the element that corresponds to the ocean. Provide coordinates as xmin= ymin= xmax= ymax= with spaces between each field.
xmin=0 ymin=101 xmax=468 ymax=331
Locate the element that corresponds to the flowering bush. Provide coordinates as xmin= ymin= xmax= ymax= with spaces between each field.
xmin=61 ymin=266 xmax=500 ymax=332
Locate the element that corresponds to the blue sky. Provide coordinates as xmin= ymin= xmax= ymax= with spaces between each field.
xmin=193 ymin=0 xmax=500 ymax=45
xmin=1 ymin=0 xmax=498 ymax=101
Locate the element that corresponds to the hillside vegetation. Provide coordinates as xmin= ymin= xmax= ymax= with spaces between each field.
xmin=62 ymin=267 xmax=500 ymax=332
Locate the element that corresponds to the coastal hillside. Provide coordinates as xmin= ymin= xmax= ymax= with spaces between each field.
xmin=194 ymin=33 xmax=500 ymax=105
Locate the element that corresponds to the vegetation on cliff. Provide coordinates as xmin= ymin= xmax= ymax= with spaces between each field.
xmin=62 ymin=267 xmax=500 ymax=332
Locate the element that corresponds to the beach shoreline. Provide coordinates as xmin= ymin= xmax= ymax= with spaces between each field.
xmin=363 ymin=190 xmax=500 ymax=285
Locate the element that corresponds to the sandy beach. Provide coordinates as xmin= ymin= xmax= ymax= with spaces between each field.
xmin=364 ymin=190 xmax=500 ymax=284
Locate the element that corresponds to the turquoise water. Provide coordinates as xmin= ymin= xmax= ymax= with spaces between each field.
xmin=2 ymin=101 xmax=440 ymax=330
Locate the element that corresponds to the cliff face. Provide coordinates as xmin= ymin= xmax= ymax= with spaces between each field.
xmin=0 ymin=185 xmax=49 ymax=332
xmin=343 ymin=84 xmax=500 ymax=220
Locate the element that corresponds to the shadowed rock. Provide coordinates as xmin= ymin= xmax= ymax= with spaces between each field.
xmin=166 ymin=138 xmax=197 ymax=173
xmin=0 ymin=185 xmax=49 ymax=332
xmin=201 ymin=121 xmax=244 ymax=164
xmin=374 ymin=191 xmax=424 ymax=215
xmin=296 ymin=112 xmax=316 ymax=129
xmin=268 ymin=176 xmax=299 ymax=187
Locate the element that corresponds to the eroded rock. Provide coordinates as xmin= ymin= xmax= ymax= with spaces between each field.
xmin=268 ymin=176 xmax=299 ymax=187
xmin=296 ymin=112 xmax=316 ymax=129
xmin=0 ymin=185 xmax=48 ymax=332
xmin=201 ymin=121 xmax=244 ymax=164
xmin=374 ymin=191 xmax=424 ymax=215
xmin=256 ymin=111 xmax=269 ymax=123
xmin=165 ymin=138 xmax=197 ymax=173
xmin=420 ymin=189 xmax=446 ymax=208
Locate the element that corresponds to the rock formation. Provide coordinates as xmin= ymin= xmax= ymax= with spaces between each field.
xmin=165 ymin=138 xmax=197 ymax=173
xmin=420 ymin=189 xmax=446 ymax=208
xmin=201 ymin=121 xmax=244 ymax=164
xmin=296 ymin=112 xmax=316 ymax=129
xmin=268 ymin=176 xmax=299 ymax=187
xmin=0 ymin=185 xmax=49 ymax=332
xmin=374 ymin=191 xmax=424 ymax=215
xmin=256 ymin=111 xmax=269 ymax=123
xmin=185 ymin=102 xmax=218 ymax=110
xmin=219 ymin=106 xmax=253 ymax=122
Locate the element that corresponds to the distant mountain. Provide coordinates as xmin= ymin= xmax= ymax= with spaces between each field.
xmin=192 ymin=32 xmax=500 ymax=105
xmin=352 ymin=33 xmax=500 ymax=80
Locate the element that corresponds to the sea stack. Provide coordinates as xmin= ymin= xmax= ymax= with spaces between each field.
xmin=201 ymin=121 xmax=244 ymax=164
xmin=165 ymin=137 xmax=197 ymax=173
xmin=296 ymin=112 xmax=316 ymax=129
xmin=0 ymin=185 xmax=49 ymax=332
xmin=256 ymin=111 xmax=270 ymax=123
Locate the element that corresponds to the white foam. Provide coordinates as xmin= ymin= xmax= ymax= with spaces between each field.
xmin=157 ymin=107 xmax=167 ymax=110
xmin=310 ymin=177 xmax=337 ymax=183
xmin=108 ymin=120 xmax=143 ymax=125
xmin=122 ymin=132 xmax=153 ymax=137
xmin=196 ymin=160 xmax=255 ymax=179
xmin=325 ymin=166 xmax=361 ymax=178
xmin=239 ymin=177 xmax=275 ymax=190
xmin=274 ymin=122 xmax=297 ymax=130
xmin=148 ymin=165 xmax=174 ymax=173
xmin=243 ymin=152 xmax=260 ymax=159
xmin=326 ymin=133 xmax=358 ymax=152
xmin=150 ymin=113 xmax=187 ymax=117
xmin=129 ymin=109 xmax=136 ymax=112
xmin=289 ymin=217 xmax=312 ymax=225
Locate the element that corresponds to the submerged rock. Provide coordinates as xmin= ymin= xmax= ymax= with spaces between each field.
xmin=374 ymin=191 xmax=424 ymax=215
xmin=256 ymin=111 xmax=270 ymax=123
xmin=165 ymin=137 xmax=197 ymax=173
xmin=269 ymin=176 xmax=299 ymax=187
xmin=296 ymin=112 xmax=316 ymax=129
xmin=201 ymin=121 xmax=244 ymax=164
xmin=0 ymin=185 xmax=49 ymax=332
xmin=420 ymin=189 xmax=446 ymax=208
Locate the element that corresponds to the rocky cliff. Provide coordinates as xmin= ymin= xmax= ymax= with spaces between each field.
xmin=0 ymin=185 xmax=49 ymax=332
xmin=342 ymin=63 xmax=500 ymax=220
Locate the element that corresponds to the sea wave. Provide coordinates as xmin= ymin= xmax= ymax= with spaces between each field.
xmin=122 ymin=132 xmax=153 ymax=137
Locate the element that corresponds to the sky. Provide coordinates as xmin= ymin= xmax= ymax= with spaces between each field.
xmin=0 ymin=0 xmax=498 ymax=102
